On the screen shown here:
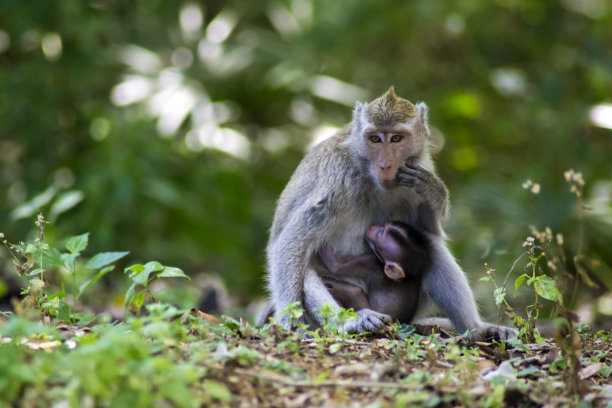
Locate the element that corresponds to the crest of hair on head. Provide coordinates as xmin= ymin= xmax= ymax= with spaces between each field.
xmin=365 ymin=86 xmax=416 ymax=129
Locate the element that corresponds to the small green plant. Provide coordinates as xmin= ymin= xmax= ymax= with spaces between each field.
xmin=480 ymin=262 xmax=548 ymax=343
xmin=2 ymin=214 xmax=129 ymax=324
xmin=315 ymin=302 xmax=358 ymax=337
xmin=481 ymin=170 xmax=601 ymax=399
xmin=1 ymin=214 xmax=190 ymax=323
xmin=278 ymin=301 xmax=308 ymax=331
xmin=124 ymin=261 xmax=189 ymax=315
xmin=481 ymin=170 xmax=598 ymax=345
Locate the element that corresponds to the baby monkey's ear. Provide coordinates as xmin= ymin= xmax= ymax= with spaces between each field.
xmin=384 ymin=262 xmax=405 ymax=281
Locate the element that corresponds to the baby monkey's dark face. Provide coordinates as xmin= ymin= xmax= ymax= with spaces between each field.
xmin=364 ymin=221 xmax=431 ymax=282
xmin=365 ymin=224 xmax=406 ymax=264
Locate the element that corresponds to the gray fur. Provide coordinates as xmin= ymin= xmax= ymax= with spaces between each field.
xmin=261 ymin=93 xmax=516 ymax=340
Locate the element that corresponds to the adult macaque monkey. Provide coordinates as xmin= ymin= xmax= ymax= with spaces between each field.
xmin=262 ymin=87 xmax=515 ymax=340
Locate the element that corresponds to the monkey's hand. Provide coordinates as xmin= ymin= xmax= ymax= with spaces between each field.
xmin=397 ymin=165 xmax=449 ymax=220
xmin=339 ymin=309 xmax=392 ymax=333
xmin=466 ymin=324 xmax=518 ymax=342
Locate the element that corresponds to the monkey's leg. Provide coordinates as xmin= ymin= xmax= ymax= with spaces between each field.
xmin=421 ymin=239 xmax=483 ymax=335
xmin=254 ymin=301 xmax=275 ymax=325
xmin=422 ymin=240 xmax=518 ymax=340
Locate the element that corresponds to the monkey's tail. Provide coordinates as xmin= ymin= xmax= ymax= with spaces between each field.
xmin=254 ymin=300 xmax=275 ymax=326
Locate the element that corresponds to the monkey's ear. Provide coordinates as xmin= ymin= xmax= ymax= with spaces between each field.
xmin=384 ymin=262 xmax=405 ymax=281
xmin=351 ymin=101 xmax=366 ymax=135
xmin=352 ymin=101 xmax=365 ymax=121
xmin=415 ymin=102 xmax=430 ymax=136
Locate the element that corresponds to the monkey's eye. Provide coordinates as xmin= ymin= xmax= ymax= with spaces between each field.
xmin=390 ymin=134 xmax=404 ymax=143
xmin=369 ymin=135 xmax=382 ymax=143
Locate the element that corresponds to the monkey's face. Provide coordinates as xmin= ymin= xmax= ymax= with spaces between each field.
xmin=364 ymin=129 xmax=420 ymax=189
xmin=364 ymin=223 xmax=408 ymax=280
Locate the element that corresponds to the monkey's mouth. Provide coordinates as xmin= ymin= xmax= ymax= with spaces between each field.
xmin=365 ymin=237 xmax=385 ymax=264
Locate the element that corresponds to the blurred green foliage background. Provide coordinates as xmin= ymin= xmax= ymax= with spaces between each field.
xmin=1 ymin=0 xmax=611 ymax=322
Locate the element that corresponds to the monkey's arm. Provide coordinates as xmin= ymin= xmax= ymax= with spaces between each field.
xmin=397 ymin=165 xmax=449 ymax=233
xmin=419 ymin=238 xmax=516 ymax=340
xmin=318 ymin=245 xmax=379 ymax=278
xmin=267 ymin=207 xmax=326 ymax=327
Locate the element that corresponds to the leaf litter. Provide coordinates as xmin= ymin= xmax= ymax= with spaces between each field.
xmin=193 ymin=318 xmax=612 ymax=407
xmin=1 ymin=310 xmax=611 ymax=407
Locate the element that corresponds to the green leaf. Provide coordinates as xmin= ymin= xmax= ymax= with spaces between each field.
xmin=125 ymin=263 xmax=145 ymax=274
xmin=533 ymin=328 xmax=548 ymax=343
xmin=30 ymin=248 xmax=64 ymax=268
xmin=514 ymin=274 xmax=528 ymax=294
xmin=66 ymin=232 xmax=89 ymax=254
xmin=478 ymin=276 xmax=491 ymax=282
xmin=124 ymin=282 xmax=137 ymax=311
xmin=313 ymin=371 xmax=329 ymax=385
xmin=47 ymin=290 xmax=66 ymax=300
xmin=221 ymin=315 xmax=241 ymax=330
xmin=61 ymin=253 xmax=77 ymax=271
xmin=29 ymin=268 xmax=44 ymax=277
xmin=398 ymin=324 xmax=416 ymax=339
xmin=329 ymin=343 xmax=342 ymax=354
xmin=78 ymin=265 xmax=115 ymax=299
xmin=133 ymin=292 xmax=145 ymax=309
xmin=85 ymin=251 xmax=129 ymax=270
xmin=158 ymin=266 xmax=189 ymax=279
xmin=125 ymin=261 xmax=163 ymax=285
xmin=534 ymin=277 xmax=560 ymax=301
xmin=550 ymin=356 xmax=567 ymax=373
xmin=76 ymin=312 xmax=95 ymax=325
xmin=56 ymin=298 xmax=72 ymax=323
xmin=493 ymin=287 xmax=506 ymax=305
xmin=202 ymin=380 xmax=232 ymax=403
xmin=517 ymin=365 xmax=542 ymax=377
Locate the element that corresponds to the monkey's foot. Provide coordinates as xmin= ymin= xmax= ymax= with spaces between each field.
xmin=466 ymin=325 xmax=518 ymax=342
xmin=339 ymin=309 xmax=392 ymax=333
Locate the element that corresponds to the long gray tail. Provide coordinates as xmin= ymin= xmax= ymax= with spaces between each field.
xmin=254 ymin=300 xmax=275 ymax=325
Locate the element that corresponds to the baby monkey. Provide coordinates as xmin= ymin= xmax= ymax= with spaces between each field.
xmin=317 ymin=221 xmax=432 ymax=324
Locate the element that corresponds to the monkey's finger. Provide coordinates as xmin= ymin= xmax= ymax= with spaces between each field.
xmin=399 ymin=166 xmax=429 ymax=180
xmin=404 ymin=164 xmax=430 ymax=174
xmin=396 ymin=175 xmax=417 ymax=188
xmin=404 ymin=164 xmax=422 ymax=170
xmin=397 ymin=170 xmax=424 ymax=186
xmin=404 ymin=165 xmax=434 ymax=180
xmin=399 ymin=168 xmax=419 ymax=178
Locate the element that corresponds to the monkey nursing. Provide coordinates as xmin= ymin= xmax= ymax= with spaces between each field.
xmin=317 ymin=221 xmax=431 ymax=324
xmin=261 ymin=87 xmax=516 ymax=341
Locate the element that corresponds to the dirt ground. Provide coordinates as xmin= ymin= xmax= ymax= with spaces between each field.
xmin=198 ymin=321 xmax=612 ymax=407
